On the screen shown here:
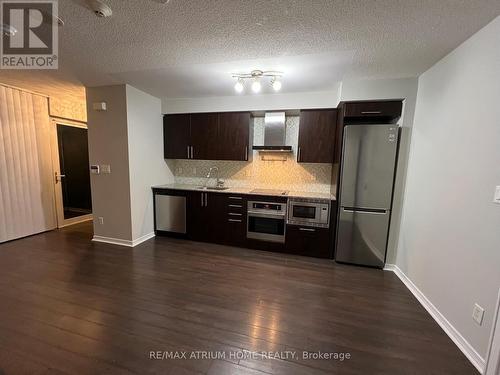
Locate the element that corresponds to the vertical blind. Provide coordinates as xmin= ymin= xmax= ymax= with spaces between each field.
xmin=0 ymin=85 xmax=56 ymax=243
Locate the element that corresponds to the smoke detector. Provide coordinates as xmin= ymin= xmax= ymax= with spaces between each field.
xmin=87 ymin=0 xmax=112 ymax=18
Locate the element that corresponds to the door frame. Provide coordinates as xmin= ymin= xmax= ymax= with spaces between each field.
xmin=50 ymin=118 xmax=93 ymax=228
xmin=485 ymin=288 xmax=500 ymax=375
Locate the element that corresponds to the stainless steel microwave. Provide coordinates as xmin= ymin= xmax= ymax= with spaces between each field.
xmin=287 ymin=198 xmax=330 ymax=228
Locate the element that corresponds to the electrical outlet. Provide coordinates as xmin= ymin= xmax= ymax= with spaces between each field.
xmin=472 ymin=303 xmax=484 ymax=325
xmin=98 ymin=217 xmax=104 ymax=225
xmin=493 ymin=186 xmax=500 ymax=204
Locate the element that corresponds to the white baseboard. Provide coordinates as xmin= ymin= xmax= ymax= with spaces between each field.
xmin=92 ymin=232 xmax=155 ymax=247
xmin=384 ymin=264 xmax=485 ymax=374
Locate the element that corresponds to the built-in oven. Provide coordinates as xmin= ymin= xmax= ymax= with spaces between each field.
xmin=247 ymin=201 xmax=287 ymax=243
xmin=287 ymin=198 xmax=330 ymax=228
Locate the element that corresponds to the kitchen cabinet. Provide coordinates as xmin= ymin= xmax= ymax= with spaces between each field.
xmin=343 ymin=100 xmax=403 ymax=123
xmin=217 ymin=112 xmax=251 ymax=161
xmin=163 ymin=114 xmax=190 ymax=159
xmin=163 ymin=112 xmax=251 ymax=161
xmin=222 ymin=194 xmax=247 ymax=246
xmin=190 ymin=113 xmax=219 ymax=160
xmin=297 ymin=109 xmax=338 ymax=163
xmin=188 ymin=191 xmax=230 ymax=243
xmin=285 ymin=225 xmax=331 ymax=258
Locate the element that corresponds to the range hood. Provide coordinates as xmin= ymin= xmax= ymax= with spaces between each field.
xmin=252 ymin=112 xmax=292 ymax=152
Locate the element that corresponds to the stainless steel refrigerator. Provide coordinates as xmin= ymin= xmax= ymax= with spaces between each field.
xmin=335 ymin=124 xmax=399 ymax=268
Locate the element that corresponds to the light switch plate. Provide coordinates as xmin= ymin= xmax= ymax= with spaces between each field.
xmin=472 ymin=303 xmax=484 ymax=325
xmin=494 ymin=186 xmax=500 ymax=204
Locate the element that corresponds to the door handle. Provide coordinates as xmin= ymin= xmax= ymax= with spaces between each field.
xmin=55 ymin=172 xmax=66 ymax=183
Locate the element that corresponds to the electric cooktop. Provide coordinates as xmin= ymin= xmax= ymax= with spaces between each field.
xmin=250 ymin=189 xmax=289 ymax=196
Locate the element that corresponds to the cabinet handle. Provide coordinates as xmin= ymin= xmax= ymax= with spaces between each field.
xmin=228 ymin=213 xmax=242 ymax=216
xmin=187 ymin=146 xmax=190 ymax=159
xmin=228 ymin=196 xmax=242 ymax=200
xmin=201 ymin=193 xmax=204 ymax=207
xmin=361 ymin=111 xmax=382 ymax=114
xmin=190 ymin=146 xmax=194 ymax=159
xmin=245 ymin=146 xmax=248 ymax=161
xmin=299 ymin=227 xmax=316 ymax=232
xmin=205 ymin=193 xmax=208 ymax=207
xmin=228 ymin=219 xmax=242 ymax=223
xmin=228 ymin=204 xmax=242 ymax=208
xmin=297 ymin=147 xmax=301 ymax=162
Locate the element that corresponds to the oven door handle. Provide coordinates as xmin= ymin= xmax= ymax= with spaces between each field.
xmin=247 ymin=211 xmax=286 ymax=220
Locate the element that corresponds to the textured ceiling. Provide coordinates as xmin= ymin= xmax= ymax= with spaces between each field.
xmin=9 ymin=0 xmax=500 ymax=98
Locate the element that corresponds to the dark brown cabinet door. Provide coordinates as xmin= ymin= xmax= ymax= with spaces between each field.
xmin=163 ymin=114 xmax=190 ymax=159
xmin=297 ymin=109 xmax=337 ymax=163
xmin=343 ymin=101 xmax=403 ymax=123
xmin=217 ymin=112 xmax=250 ymax=161
xmin=285 ymin=225 xmax=331 ymax=258
xmin=188 ymin=191 xmax=210 ymax=241
xmin=190 ymin=113 xmax=219 ymax=160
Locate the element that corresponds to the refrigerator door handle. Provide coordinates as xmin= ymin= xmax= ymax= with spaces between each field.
xmin=342 ymin=207 xmax=388 ymax=214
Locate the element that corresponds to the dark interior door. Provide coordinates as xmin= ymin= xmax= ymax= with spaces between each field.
xmin=217 ymin=112 xmax=250 ymax=161
xmin=298 ymin=109 xmax=337 ymax=163
xmin=190 ymin=113 xmax=219 ymax=160
xmin=57 ymin=125 xmax=92 ymax=219
xmin=163 ymin=114 xmax=190 ymax=159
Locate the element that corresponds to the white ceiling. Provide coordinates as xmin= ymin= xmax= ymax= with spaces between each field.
xmin=22 ymin=1 xmax=500 ymax=98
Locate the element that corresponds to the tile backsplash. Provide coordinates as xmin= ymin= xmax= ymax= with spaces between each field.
xmin=168 ymin=116 xmax=332 ymax=193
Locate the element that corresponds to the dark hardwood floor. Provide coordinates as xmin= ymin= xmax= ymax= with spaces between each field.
xmin=0 ymin=222 xmax=477 ymax=375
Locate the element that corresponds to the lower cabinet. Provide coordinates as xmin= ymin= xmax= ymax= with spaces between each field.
xmin=285 ymin=225 xmax=332 ymax=258
xmin=154 ymin=189 xmax=335 ymax=259
xmin=187 ymin=191 xmax=247 ymax=246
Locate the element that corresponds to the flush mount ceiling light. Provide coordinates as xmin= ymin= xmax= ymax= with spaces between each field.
xmin=232 ymin=70 xmax=283 ymax=94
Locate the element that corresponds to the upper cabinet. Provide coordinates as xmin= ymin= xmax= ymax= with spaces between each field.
xmin=343 ymin=100 xmax=403 ymax=123
xmin=163 ymin=112 xmax=251 ymax=161
xmin=217 ymin=112 xmax=250 ymax=161
xmin=190 ymin=113 xmax=219 ymax=160
xmin=163 ymin=114 xmax=191 ymax=159
xmin=297 ymin=109 xmax=338 ymax=163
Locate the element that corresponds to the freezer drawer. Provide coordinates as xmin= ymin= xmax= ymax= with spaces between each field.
xmin=335 ymin=208 xmax=390 ymax=268
xmin=340 ymin=125 xmax=398 ymax=209
xmin=155 ymin=194 xmax=186 ymax=234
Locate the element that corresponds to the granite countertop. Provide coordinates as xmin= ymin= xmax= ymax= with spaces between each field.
xmin=152 ymin=183 xmax=336 ymax=201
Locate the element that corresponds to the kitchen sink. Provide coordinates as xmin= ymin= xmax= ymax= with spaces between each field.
xmin=196 ymin=186 xmax=229 ymax=191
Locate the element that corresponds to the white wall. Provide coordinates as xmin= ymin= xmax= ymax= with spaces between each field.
xmin=162 ymin=85 xmax=341 ymax=113
xmin=87 ymin=84 xmax=173 ymax=244
xmin=341 ymin=77 xmax=419 ymax=264
xmin=396 ymin=15 xmax=500 ymax=366
xmin=126 ymin=85 xmax=174 ymax=241
xmin=87 ymin=85 xmax=133 ymax=241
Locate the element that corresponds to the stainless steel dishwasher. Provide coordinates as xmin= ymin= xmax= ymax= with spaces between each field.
xmin=154 ymin=193 xmax=186 ymax=234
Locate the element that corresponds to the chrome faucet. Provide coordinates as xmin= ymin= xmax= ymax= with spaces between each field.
xmin=203 ymin=166 xmax=222 ymax=188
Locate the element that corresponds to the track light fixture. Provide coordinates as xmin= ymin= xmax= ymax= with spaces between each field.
xmin=232 ymin=70 xmax=283 ymax=93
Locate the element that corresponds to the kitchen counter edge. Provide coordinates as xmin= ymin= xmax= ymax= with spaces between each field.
xmin=152 ymin=184 xmax=336 ymax=201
